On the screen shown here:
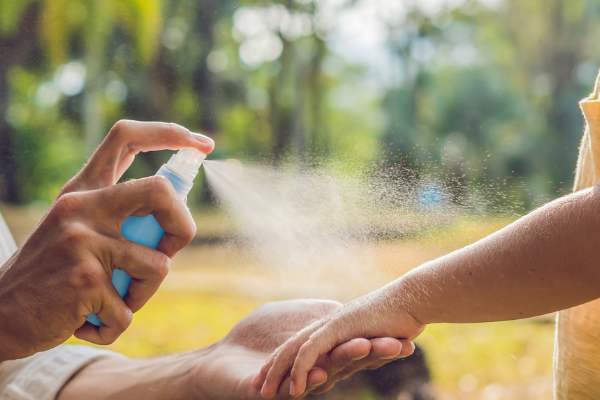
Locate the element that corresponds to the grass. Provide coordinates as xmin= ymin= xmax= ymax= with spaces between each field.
xmin=3 ymin=204 xmax=554 ymax=399
xmin=419 ymin=322 xmax=554 ymax=399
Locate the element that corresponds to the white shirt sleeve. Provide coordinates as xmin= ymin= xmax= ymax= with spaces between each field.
xmin=0 ymin=211 xmax=17 ymax=265
xmin=0 ymin=345 xmax=124 ymax=400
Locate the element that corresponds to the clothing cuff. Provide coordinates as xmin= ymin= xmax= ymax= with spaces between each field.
xmin=2 ymin=345 xmax=124 ymax=400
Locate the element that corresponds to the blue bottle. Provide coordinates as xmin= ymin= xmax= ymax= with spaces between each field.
xmin=87 ymin=148 xmax=207 ymax=326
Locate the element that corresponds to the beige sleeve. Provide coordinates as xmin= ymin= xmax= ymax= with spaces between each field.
xmin=0 ymin=345 xmax=124 ymax=400
xmin=554 ymin=69 xmax=600 ymax=400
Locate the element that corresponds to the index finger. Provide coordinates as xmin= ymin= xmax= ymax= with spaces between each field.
xmin=288 ymin=329 xmax=344 ymax=397
xmin=79 ymin=120 xmax=215 ymax=189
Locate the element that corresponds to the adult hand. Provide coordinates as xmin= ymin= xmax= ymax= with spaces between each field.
xmin=0 ymin=120 xmax=214 ymax=361
xmin=256 ymin=288 xmax=425 ymax=398
xmin=57 ymin=299 xmax=414 ymax=400
xmin=194 ymin=299 xmax=415 ymax=399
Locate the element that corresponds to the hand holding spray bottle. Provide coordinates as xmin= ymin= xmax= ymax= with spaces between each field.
xmin=87 ymin=148 xmax=207 ymax=326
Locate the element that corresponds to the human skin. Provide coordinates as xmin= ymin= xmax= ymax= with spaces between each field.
xmin=256 ymin=184 xmax=600 ymax=398
xmin=0 ymin=120 xmax=215 ymax=361
xmin=57 ymin=299 xmax=414 ymax=400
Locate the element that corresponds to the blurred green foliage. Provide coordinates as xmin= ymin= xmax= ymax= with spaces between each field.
xmin=1 ymin=0 xmax=599 ymax=207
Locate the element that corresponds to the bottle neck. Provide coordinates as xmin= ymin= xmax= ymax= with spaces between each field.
xmin=156 ymin=164 xmax=195 ymax=199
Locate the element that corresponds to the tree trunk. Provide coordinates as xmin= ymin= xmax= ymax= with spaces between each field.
xmin=308 ymin=39 xmax=327 ymax=156
xmin=0 ymin=5 xmax=39 ymax=203
xmin=0 ymin=62 xmax=19 ymax=203
xmin=192 ymin=0 xmax=217 ymax=134
xmin=82 ymin=1 xmax=110 ymax=155
xmin=272 ymin=35 xmax=294 ymax=162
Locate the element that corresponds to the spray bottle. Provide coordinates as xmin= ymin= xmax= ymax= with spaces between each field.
xmin=87 ymin=148 xmax=207 ymax=326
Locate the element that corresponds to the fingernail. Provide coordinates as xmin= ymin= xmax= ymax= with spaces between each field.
xmin=379 ymin=355 xmax=396 ymax=360
xmin=290 ymin=382 xmax=297 ymax=397
xmin=350 ymin=354 xmax=368 ymax=361
xmin=191 ymin=132 xmax=215 ymax=145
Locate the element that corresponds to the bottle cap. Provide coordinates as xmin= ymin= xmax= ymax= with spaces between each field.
xmin=156 ymin=148 xmax=207 ymax=198
xmin=166 ymin=148 xmax=207 ymax=182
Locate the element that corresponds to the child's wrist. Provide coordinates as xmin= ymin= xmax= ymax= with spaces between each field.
xmin=393 ymin=274 xmax=428 ymax=330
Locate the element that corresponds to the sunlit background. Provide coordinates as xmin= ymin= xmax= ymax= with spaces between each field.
xmin=2 ymin=0 xmax=599 ymax=399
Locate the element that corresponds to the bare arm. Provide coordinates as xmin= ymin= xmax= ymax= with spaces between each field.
xmin=401 ymin=185 xmax=600 ymax=324
xmin=257 ymin=186 xmax=600 ymax=398
xmin=56 ymin=354 xmax=195 ymax=400
xmin=57 ymin=300 xmax=413 ymax=400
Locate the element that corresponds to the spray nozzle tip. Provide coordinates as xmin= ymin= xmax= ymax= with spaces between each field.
xmin=176 ymin=148 xmax=207 ymax=166
xmin=163 ymin=148 xmax=207 ymax=184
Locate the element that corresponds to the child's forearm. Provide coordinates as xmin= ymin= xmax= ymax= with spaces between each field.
xmin=256 ymin=186 xmax=600 ymax=399
xmin=396 ymin=186 xmax=600 ymax=325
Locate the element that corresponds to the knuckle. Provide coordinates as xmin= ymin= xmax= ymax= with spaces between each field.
xmin=153 ymin=252 xmax=171 ymax=279
xmin=147 ymin=176 xmax=181 ymax=213
xmin=164 ymin=122 xmax=184 ymax=135
xmin=181 ymin=217 xmax=196 ymax=244
xmin=149 ymin=175 xmax=174 ymax=199
xmin=77 ymin=302 xmax=94 ymax=320
xmin=101 ymin=314 xmax=132 ymax=344
xmin=108 ymin=119 xmax=131 ymax=140
xmin=53 ymin=192 xmax=83 ymax=216
xmin=57 ymin=178 xmax=79 ymax=197
xmin=70 ymin=264 xmax=105 ymax=290
xmin=59 ymin=221 xmax=93 ymax=247
xmin=118 ymin=309 xmax=133 ymax=331
xmin=108 ymin=120 xmax=141 ymax=157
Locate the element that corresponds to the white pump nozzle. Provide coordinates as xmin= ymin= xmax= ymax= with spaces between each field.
xmin=178 ymin=148 xmax=207 ymax=165
xmin=156 ymin=148 xmax=207 ymax=198
xmin=166 ymin=148 xmax=206 ymax=181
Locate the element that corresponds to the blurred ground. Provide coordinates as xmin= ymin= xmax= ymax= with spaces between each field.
xmin=1 ymin=204 xmax=554 ymax=400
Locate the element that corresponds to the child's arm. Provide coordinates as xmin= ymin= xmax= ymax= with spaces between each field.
xmin=256 ymin=185 xmax=600 ymax=398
